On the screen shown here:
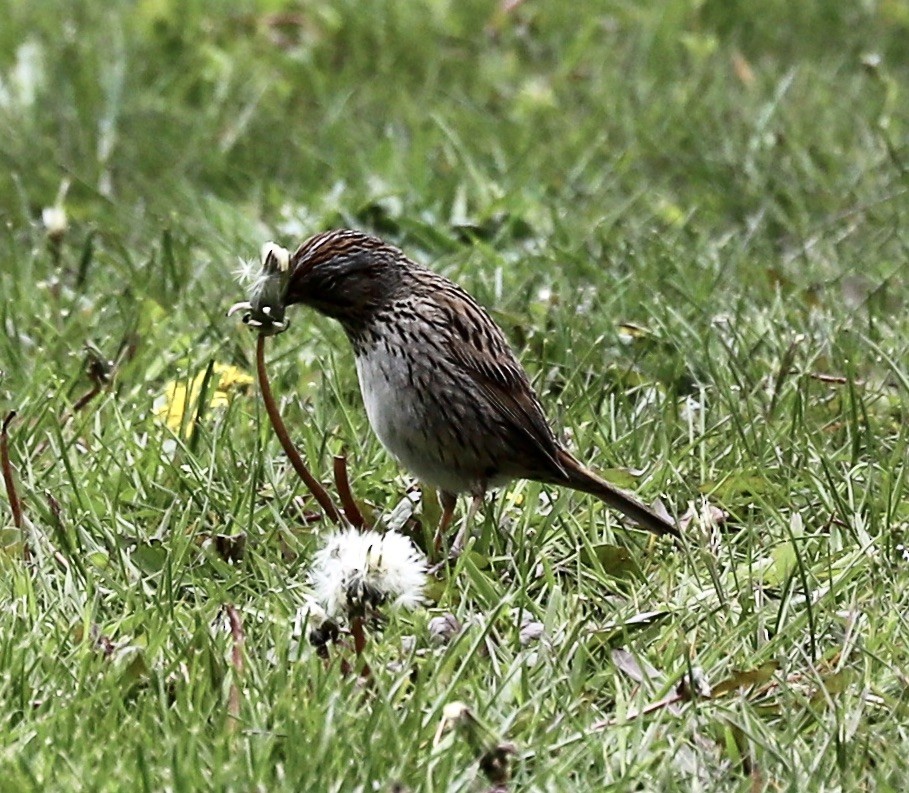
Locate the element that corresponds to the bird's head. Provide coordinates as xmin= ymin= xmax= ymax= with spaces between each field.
xmin=285 ymin=229 xmax=407 ymax=326
xmin=229 ymin=229 xmax=407 ymax=336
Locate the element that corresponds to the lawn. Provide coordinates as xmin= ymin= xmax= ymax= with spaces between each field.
xmin=1 ymin=0 xmax=909 ymax=789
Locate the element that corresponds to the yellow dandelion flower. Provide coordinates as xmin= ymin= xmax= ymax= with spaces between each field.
xmin=212 ymin=363 xmax=254 ymax=390
xmin=153 ymin=362 xmax=254 ymax=435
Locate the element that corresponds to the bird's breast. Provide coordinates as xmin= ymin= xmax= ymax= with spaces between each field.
xmin=354 ymin=343 xmax=415 ymax=450
xmin=352 ymin=339 xmax=487 ymax=494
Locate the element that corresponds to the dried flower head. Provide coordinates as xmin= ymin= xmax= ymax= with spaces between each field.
xmin=42 ymin=205 xmax=67 ymax=242
xmin=41 ymin=180 xmax=70 ymax=244
xmin=442 ymin=701 xmax=471 ymax=723
xmin=309 ymin=528 xmax=427 ymax=620
xmin=428 ymin=613 xmax=461 ymax=645
xmin=227 ymin=240 xmax=292 ymax=335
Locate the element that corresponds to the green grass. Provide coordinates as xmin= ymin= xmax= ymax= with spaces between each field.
xmin=1 ymin=0 xmax=909 ymax=789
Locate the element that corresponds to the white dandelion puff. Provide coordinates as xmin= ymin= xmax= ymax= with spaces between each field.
xmin=233 ymin=256 xmax=261 ymax=287
xmin=309 ymin=528 xmax=427 ymax=620
xmin=442 ymin=701 xmax=471 ymax=722
xmin=232 ymin=242 xmax=290 ymax=290
xmin=41 ymin=205 xmax=67 ymax=240
xmin=232 ymin=255 xmax=273 ymax=311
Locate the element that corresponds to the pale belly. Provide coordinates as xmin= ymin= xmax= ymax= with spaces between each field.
xmin=354 ymin=345 xmax=488 ymax=495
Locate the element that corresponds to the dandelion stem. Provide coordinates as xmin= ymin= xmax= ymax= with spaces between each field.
xmin=333 ymin=453 xmax=369 ymax=530
xmin=350 ymin=616 xmax=371 ymax=678
xmin=255 ymin=335 xmax=343 ymax=524
xmin=1 ymin=412 xmax=24 ymax=530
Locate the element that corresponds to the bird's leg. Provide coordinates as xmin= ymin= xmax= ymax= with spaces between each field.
xmin=450 ymin=490 xmax=484 ymax=559
xmin=433 ymin=490 xmax=458 ymax=557
xmin=429 ymin=490 xmax=484 ymax=574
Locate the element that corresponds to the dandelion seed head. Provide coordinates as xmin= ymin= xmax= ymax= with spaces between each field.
xmin=42 ymin=206 xmax=67 ymax=239
xmin=309 ymin=528 xmax=427 ymax=620
xmin=442 ymin=701 xmax=471 ymax=722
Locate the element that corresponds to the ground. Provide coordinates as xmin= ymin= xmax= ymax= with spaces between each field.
xmin=1 ymin=1 xmax=908 ymax=790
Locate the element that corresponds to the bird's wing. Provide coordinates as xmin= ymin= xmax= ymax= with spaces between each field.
xmin=432 ymin=285 xmax=567 ymax=478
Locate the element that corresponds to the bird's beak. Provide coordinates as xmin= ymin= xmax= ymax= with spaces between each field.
xmin=227 ymin=301 xmax=289 ymax=335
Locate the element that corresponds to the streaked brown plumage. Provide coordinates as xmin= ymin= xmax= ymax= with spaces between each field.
xmin=257 ymin=229 xmax=677 ymax=547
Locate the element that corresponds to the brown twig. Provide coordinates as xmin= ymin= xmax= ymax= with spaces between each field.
xmin=333 ymin=453 xmax=369 ymax=530
xmin=1 ymin=412 xmax=23 ymax=529
xmin=34 ymin=342 xmax=127 ymax=459
xmin=68 ymin=344 xmax=116 ymax=413
xmin=809 ymin=372 xmax=864 ymax=386
xmin=70 ymin=385 xmax=103 ymax=413
xmin=225 ymin=604 xmax=245 ymax=730
xmin=255 ymin=335 xmax=343 ymax=524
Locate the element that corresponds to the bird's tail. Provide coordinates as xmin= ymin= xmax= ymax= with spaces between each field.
xmin=554 ymin=449 xmax=679 ymax=538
